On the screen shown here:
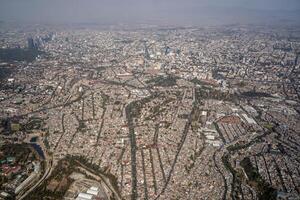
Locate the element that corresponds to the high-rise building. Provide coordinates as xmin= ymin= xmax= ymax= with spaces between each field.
xmin=27 ymin=37 xmax=36 ymax=49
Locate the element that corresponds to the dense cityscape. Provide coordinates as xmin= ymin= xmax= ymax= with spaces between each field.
xmin=0 ymin=22 xmax=299 ymax=200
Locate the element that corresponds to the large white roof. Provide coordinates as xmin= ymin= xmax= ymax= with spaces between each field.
xmin=77 ymin=192 xmax=93 ymax=200
xmin=89 ymin=186 xmax=99 ymax=191
xmin=87 ymin=189 xmax=98 ymax=196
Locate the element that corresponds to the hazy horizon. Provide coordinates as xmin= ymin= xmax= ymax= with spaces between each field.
xmin=1 ymin=0 xmax=300 ymax=26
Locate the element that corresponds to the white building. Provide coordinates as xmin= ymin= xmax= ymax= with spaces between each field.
xmin=76 ymin=193 xmax=93 ymax=200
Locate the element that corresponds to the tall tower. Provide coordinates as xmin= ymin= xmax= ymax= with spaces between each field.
xmin=27 ymin=37 xmax=36 ymax=49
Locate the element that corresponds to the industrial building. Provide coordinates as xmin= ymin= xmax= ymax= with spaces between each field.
xmin=75 ymin=186 xmax=100 ymax=200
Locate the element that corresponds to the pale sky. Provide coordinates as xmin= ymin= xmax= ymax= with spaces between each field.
xmin=0 ymin=0 xmax=299 ymax=25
